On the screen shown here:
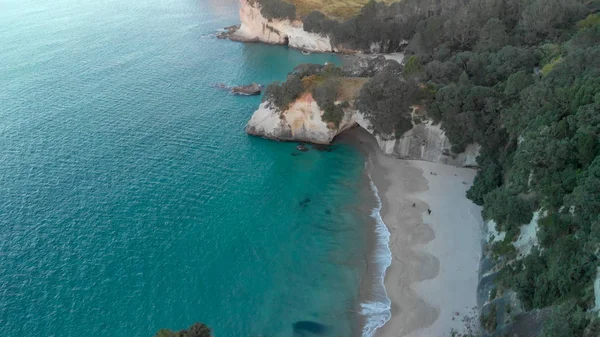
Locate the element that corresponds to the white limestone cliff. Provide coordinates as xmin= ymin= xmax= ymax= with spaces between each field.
xmin=231 ymin=0 xmax=334 ymax=52
xmin=245 ymin=93 xmax=356 ymax=144
xmin=246 ymin=97 xmax=480 ymax=167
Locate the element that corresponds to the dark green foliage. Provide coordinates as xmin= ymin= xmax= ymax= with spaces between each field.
xmin=255 ymin=0 xmax=296 ymax=20
xmin=424 ymin=60 xmax=462 ymax=85
xmin=403 ymin=55 xmax=423 ymax=79
xmin=490 ymin=234 xmax=518 ymax=261
xmin=476 ymin=18 xmax=509 ymax=52
xmin=537 ymin=212 xmax=577 ymax=247
xmin=262 ymin=63 xmax=349 ymax=126
xmin=303 ymin=11 xmax=337 ymax=36
xmin=565 ymin=156 xmax=600 ymax=224
xmin=322 ymin=101 xmax=348 ymax=128
xmin=155 ymin=323 xmax=212 ymax=337
xmin=467 ymin=154 xmax=502 ymax=205
xmin=263 ymin=75 xmax=303 ymax=111
xmin=503 ymin=237 xmax=597 ymax=310
xmin=518 ymin=0 xmax=587 ymax=44
xmin=483 ymin=188 xmax=533 ymax=232
xmin=357 ymin=63 xmax=419 ymax=137
xmin=575 ymin=132 xmax=598 ymax=167
xmin=429 ymin=83 xmax=505 ymax=152
xmin=312 ymin=78 xmax=346 ymax=127
xmin=541 ymin=302 xmax=592 ymax=337
xmin=481 ymin=303 xmax=498 ymax=332
xmin=503 ymin=71 xmax=534 ymax=101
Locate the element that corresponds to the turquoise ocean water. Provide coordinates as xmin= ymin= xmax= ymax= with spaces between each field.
xmin=0 ymin=0 xmax=386 ymax=336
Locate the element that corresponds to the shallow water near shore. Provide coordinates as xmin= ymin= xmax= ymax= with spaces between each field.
xmin=0 ymin=0 xmax=386 ymax=336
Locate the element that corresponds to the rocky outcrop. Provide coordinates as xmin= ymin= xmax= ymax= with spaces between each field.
xmin=355 ymin=113 xmax=480 ymax=167
xmin=246 ymin=93 xmax=356 ymax=144
xmin=232 ymin=83 xmax=263 ymax=95
xmin=245 ymin=97 xmax=479 ymax=167
xmin=231 ymin=0 xmax=334 ymax=52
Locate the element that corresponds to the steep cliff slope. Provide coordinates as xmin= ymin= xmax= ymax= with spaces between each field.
xmin=245 ymin=63 xmax=479 ymax=166
xmin=231 ymin=0 xmax=335 ymax=52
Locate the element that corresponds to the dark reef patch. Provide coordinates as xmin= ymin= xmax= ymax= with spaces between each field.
xmin=292 ymin=321 xmax=327 ymax=335
xmin=311 ymin=144 xmax=333 ymax=152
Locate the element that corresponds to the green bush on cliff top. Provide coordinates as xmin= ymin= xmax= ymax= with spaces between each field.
xmin=254 ymin=0 xmax=296 ymax=21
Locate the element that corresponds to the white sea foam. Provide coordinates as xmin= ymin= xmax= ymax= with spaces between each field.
xmin=361 ymin=172 xmax=392 ymax=337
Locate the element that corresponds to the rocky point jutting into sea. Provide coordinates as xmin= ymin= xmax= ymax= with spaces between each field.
xmin=229 ymin=0 xmax=335 ymax=52
xmin=244 ymin=60 xmax=480 ymax=167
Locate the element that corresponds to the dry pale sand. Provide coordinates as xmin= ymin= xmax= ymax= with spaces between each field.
xmin=345 ymin=128 xmax=484 ymax=337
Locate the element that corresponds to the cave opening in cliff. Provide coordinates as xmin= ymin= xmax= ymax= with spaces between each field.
xmin=283 ymin=36 xmax=289 ymax=46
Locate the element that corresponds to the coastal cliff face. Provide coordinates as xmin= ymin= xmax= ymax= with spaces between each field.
xmin=354 ymin=113 xmax=480 ymax=167
xmin=232 ymin=0 xmax=334 ymax=52
xmin=246 ymin=97 xmax=479 ymax=167
xmin=246 ymin=93 xmax=355 ymax=144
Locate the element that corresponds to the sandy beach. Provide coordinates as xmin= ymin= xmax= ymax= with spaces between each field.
xmin=342 ymin=128 xmax=484 ymax=337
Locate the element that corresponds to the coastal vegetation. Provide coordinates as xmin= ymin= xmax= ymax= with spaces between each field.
xmin=258 ymin=0 xmax=600 ymax=335
xmin=263 ymin=63 xmax=365 ymax=127
xmin=252 ymin=0 xmax=400 ymax=20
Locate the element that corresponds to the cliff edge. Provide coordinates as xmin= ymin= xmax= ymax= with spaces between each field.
xmin=231 ymin=0 xmax=334 ymax=52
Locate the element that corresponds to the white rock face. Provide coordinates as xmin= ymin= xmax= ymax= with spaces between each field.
xmin=246 ymin=98 xmax=479 ymax=167
xmin=245 ymin=94 xmax=355 ymax=144
xmin=232 ymin=0 xmax=333 ymax=52
xmin=513 ymin=210 xmax=542 ymax=258
xmin=355 ymin=112 xmax=480 ymax=167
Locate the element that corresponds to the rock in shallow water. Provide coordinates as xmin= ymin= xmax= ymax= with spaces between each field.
xmin=231 ymin=83 xmax=262 ymax=95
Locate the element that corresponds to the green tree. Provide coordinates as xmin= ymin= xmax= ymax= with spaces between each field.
xmin=476 ymin=18 xmax=509 ymax=52
xmin=403 ymin=55 xmax=423 ymax=79
xmin=358 ymin=64 xmax=419 ymax=137
xmin=541 ymin=302 xmax=590 ymax=337
xmin=483 ymin=187 xmax=533 ymax=232
xmin=256 ymin=0 xmax=296 ymax=20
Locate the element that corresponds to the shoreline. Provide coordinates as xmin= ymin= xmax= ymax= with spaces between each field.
xmin=338 ymin=127 xmax=484 ymax=337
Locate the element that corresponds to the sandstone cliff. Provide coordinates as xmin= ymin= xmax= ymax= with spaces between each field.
xmin=232 ymin=0 xmax=334 ymax=52
xmin=245 ymin=97 xmax=479 ymax=167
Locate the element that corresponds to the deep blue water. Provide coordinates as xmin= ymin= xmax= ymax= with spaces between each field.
xmin=0 ymin=0 xmax=373 ymax=336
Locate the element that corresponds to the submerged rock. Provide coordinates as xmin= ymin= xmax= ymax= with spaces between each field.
xmin=292 ymin=321 xmax=327 ymax=335
xmin=311 ymin=144 xmax=333 ymax=152
xmin=299 ymin=197 xmax=311 ymax=209
xmin=231 ymin=83 xmax=263 ymax=96
xmin=296 ymin=143 xmax=309 ymax=152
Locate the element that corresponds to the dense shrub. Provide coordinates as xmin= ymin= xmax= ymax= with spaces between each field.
xmin=357 ymin=63 xmax=419 ymax=137
xmin=483 ymin=188 xmax=533 ymax=232
xmin=303 ymin=11 xmax=337 ymax=36
xmin=255 ymin=0 xmax=296 ymax=21
xmin=502 ymin=236 xmax=597 ymax=311
xmin=481 ymin=303 xmax=498 ymax=332
xmin=263 ymin=74 xmax=304 ymax=111
xmin=312 ymin=77 xmax=347 ymax=127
